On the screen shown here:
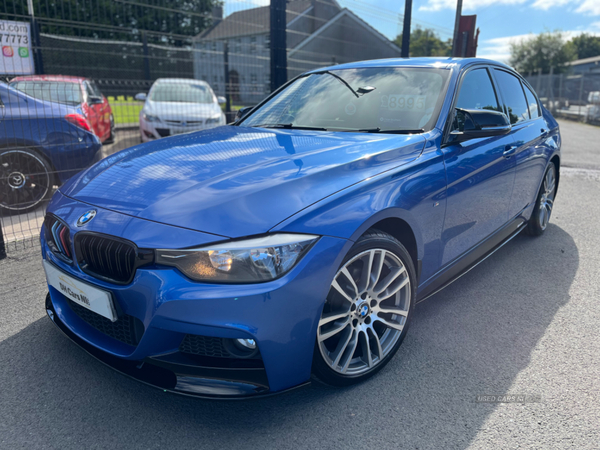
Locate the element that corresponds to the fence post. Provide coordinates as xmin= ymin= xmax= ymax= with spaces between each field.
xmin=548 ymin=66 xmax=554 ymax=112
xmin=30 ymin=18 xmax=44 ymax=74
xmin=270 ymin=0 xmax=287 ymax=92
xmin=142 ymin=32 xmax=151 ymax=81
xmin=0 ymin=219 xmax=6 ymax=260
xmin=578 ymin=73 xmax=585 ymax=122
xmin=224 ymin=41 xmax=231 ymax=120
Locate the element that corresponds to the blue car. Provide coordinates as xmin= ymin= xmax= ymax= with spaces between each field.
xmin=41 ymin=58 xmax=560 ymax=398
xmin=0 ymin=82 xmax=102 ymax=213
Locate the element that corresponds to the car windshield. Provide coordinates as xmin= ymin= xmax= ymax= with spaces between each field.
xmin=240 ymin=67 xmax=450 ymax=132
xmin=10 ymin=81 xmax=82 ymax=106
xmin=149 ymin=83 xmax=214 ymax=103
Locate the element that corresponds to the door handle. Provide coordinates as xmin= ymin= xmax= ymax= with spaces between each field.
xmin=503 ymin=145 xmax=517 ymax=157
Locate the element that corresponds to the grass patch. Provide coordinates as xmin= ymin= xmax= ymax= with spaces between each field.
xmin=107 ymin=97 xmax=143 ymax=125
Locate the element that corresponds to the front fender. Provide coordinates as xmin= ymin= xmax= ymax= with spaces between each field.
xmin=272 ymin=147 xmax=448 ymax=282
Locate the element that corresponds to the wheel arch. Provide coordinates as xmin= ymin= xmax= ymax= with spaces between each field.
xmin=348 ymin=209 xmax=423 ymax=284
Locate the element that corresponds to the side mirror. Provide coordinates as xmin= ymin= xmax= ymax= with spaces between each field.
xmin=88 ymin=95 xmax=103 ymax=105
xmin=217 ymin=96 xmax=227 ymax=105
xmin=450 ymin=108 xmax=511 ymax=143
xmin=236 ymin=105 xmax=255 ymax=121
xmin=135 ymin=93 xmax=147 ymax=102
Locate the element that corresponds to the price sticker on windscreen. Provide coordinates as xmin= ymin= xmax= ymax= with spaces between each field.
xmin=381 ymin=95 xmax=426 ymax=111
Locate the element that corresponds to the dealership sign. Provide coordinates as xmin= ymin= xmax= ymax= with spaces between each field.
xmin=0 ymin=20 xmax=35 ymax=75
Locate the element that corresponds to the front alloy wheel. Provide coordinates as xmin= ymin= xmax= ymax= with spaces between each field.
xmin=313 ymin=230 xmax=415 ymax=386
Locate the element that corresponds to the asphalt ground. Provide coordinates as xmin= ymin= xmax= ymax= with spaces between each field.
xmin=0 ymin=120 xmax=599 ymax=449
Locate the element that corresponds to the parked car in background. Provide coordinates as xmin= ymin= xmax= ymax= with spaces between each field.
xmin=41 ymin=58 xmax=560 ymax=398
xmin=0 ymin=82 xmax=102 ymax=213
xmin=136 ymin=78 xmax=226 ymax=142
xmin=10 ymin=75 xmax=115 ymax=144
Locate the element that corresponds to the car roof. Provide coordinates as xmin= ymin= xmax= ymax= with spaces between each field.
xmin=308 ymin=57 xmax=514 ymax=73
xmin=153 ymin=78 xmax=209 ymax=85
xmin=10 ymin=75 xmax=87 ymax=83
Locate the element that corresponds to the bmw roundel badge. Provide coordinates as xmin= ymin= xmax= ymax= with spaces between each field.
xmin=77 ymin=210 xmax=97 ymax=227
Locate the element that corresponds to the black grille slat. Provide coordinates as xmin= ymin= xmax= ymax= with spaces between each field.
xmin=67 ymin=299 xmax=143 ymax=346
xmin=75 ymin=233 xmax=139 ymax=284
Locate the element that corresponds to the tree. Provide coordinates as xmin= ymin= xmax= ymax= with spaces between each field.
xmin=395 ymin=27 xmax=452 ymax=57
xmin=509 ymin=31 xmax=576 ymax=74
xmin=2 ymin=0 xmax=221 ymax=45
xmin=565 ymin=33 xmax=600 ymax=60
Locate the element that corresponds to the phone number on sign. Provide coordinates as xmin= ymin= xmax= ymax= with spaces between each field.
xmin=0 ymin=33 xmax=29 ymax=44
xmin=381 ymin=95 xmax=426 ymax=110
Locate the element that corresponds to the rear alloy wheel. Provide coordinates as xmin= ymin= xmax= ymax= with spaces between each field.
xmin=0 ymin=149 xmax=54 ymax=213
xmin=313 ymin=230 xmax=415 ymax=386
xmin=526 ymin=162 xmax=556 ymax=236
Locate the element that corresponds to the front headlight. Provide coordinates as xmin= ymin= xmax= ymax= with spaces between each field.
xmin=156 ymin=234 xmax=319 ymax=283
xmin=205 ymin=116 xmax=221 ymax=125
xmin=143 ymin=112 xmax=159 ymax=122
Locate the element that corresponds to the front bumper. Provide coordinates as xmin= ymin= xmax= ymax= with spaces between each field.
xmin=42 ymin=192 xmax=351 ymax=398
xmin=139 ymin=116 xmax=225 ymax=142
xmin=45 ymin=293 xmax=310 ymax=399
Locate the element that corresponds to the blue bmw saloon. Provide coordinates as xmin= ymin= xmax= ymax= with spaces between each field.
xmin=41 ymin=58 xmax=560 ymax=398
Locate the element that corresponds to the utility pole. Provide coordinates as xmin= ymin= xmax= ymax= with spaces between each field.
xmin=451 ymin=0 xmax=463 ymax=57
xmin=400 ymin=0 xmax=412 ymax=58
xmin=270 ymin=0 xmax=287 ymax=92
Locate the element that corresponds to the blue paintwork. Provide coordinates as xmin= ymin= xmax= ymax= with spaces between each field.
xmin=42 ymin=58 xmax=561 ymax=394
xmin=0 ymin=83 xmax=101 ymax=183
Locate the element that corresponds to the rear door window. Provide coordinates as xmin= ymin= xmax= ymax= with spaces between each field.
xmin=493 ymin=69 xmax=529 ymax=124
xmin=523 ymin=84 xmax=540 ymax=119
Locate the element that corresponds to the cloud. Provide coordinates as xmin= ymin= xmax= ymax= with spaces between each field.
xmin=576 ymin=0 xmax=600 ymax=16
xmin=421 ymin=0 xmax=600 ymax=14
xmin=531 ymin=0 xmax=571 ymax=11
xmin=478 ymin=33 xmax=536 ymax=63
xmin=419 ymin=0 xmax=525 ymax=12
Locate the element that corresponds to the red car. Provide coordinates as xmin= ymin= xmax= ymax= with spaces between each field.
xmin=10 ymin=75 xmax=114 ymax=143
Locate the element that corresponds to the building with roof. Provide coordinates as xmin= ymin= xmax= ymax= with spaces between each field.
xmin=193 ymin=0 xmax=401 ymax=104
xmin=566 ymin=55 xmax=600 ymax=75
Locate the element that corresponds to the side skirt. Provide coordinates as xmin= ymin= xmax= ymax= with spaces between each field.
xmin=417 ymin=217 xmax=526 ymax=303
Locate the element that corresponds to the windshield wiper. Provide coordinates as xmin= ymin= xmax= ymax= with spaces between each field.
xmin=356 ymin=128 xmax=425 ymax=134
xmin=252 ymin=123 xmax=328 ymax=131
xmin=313 ymin=70 xmax=360 ymax=98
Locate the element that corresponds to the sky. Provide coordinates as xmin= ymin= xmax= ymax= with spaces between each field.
xmin=224 ymin=0 xmax=600 ymax=62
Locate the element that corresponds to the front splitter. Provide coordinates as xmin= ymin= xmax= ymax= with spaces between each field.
xmin=45 ymin=293 xmax=310 ymax=400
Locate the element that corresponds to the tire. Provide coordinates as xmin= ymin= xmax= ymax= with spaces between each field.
xmin=0 ymin=148 xmax=55 ymax=214
xmin=526 ymin=162 xmax=557 ymax=237
xmin=312 ymin=229 xmax=416 ymax=386
xmin=104 ymin=114 xmax=115 ymax=144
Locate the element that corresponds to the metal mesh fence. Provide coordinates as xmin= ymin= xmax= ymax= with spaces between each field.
xmin=0 ymin=0 xmax=437 ymax=255
xmin=523 ymin=71 xmax=600 ymax=125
